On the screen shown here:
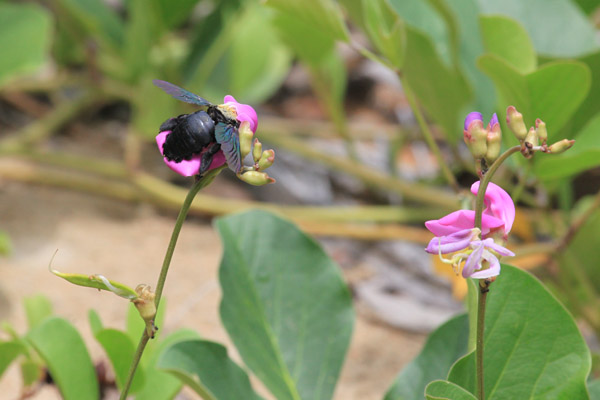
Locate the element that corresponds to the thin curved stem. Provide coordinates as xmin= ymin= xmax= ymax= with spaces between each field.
xmin=119 ymin=169 xmax=223 ymax=400
xmin=472 ymin=145 xmax=521 ymax=400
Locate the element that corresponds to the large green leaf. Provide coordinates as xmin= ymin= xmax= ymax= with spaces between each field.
xmin=448 ymin=265 xmax=590 ymax=399
xmin=404 ymin=26 xmax=472 ymax=142
xmin=362 ymin=0 xmax=405 ymax=69
xmin=568 ymin=51 xmax=600 ymax=135
xmin=425 ymin=380 xmax=477 ymax=399
xmin=149 ymin=0 xmax=199 ymax=29
xmin=158 ymin=339 xmax=262 ymax=400
xmin=27 ymin=317 xmax=99 ymax=400
xmin=479 ymin=15 xmax=536 ymax=74
xmin=0 ymin=3 xmax=51 ymax=86
xmin=478 ymin=55 xmax=591 ymax=139
xmin=95 ymin=328 xmax=145 ymax=393
xmin=216 ymin=210 xmax=354 ymax=400
xmin=24 ymin=294 xmax=53 ymax=330
xmin=534 ymin=113 xmax=600 ymax=180
xmin=385 ymin=314 xmax=469 ymax=400
xmin=589 ymin=380 xmax=600 ymax=399
xmin=264 ymin=0 xmax=350 ymax=42
xmin=477 ymin=0 xmax=598 ymax=57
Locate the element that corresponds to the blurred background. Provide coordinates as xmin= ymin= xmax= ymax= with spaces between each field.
xmin=0 ymin=0 xmax=599 ymax=398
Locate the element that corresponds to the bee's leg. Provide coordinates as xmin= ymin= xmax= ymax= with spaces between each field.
xmin=198 ymin=143 xmax=222 ymax=176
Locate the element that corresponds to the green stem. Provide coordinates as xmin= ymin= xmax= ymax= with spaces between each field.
xmin=119 ymin=169 xmax=223 ymax=400
xmin=473 ymin=145 xmax=521 ymax=400
xmin=401 ymin=80 xmax=459 ymax=193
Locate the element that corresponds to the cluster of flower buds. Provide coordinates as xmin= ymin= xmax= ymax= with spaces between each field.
xmin=463 ymin=112 xmax=502 ymax=173
xmin=237 ymin=121 xmax=276 ymax=186
xmin=506 ymin=106 xmax=574 ymax=157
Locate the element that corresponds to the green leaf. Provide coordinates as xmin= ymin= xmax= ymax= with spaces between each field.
xmin=404 ymin=26 xmax=472 ymax=142
xmin=265 ymin=0 xmax=350 ymax=42
xmin=24 ymin=294 xmax=53 ymax=330
xmin=0 ymin=341 xmax=26 ymax=378
xmin=534 ymin=113 xmax=600 ymax=180
xmin=362 ymin=0 xmax=405 ymax=69
xmin=388 ymin=0 xmax=451 ymax=64
xmin=448 ymin=265 xmax=590 ymax=399
xmin=95 ymin=328 xmax=145 ymax=392
xmin=568 ymin=51 xmax=600 ymax=135
xmin=477 ymin=0 xmax=599 ymax=57
xmin=126 ymin=299 xmax=166 ymax=344
xmin=50 ymin=266 xmax=138 ymax=299
xmin=158 ymin=339 xmax=262 ymax=400
xmin=149 ymin=0 xmax=199 ymax=29
xmin=88 ymin=309 xmax=103 ymax=336
xmin=479 ymin=15 xmax=536 ymax=74
xmin=216 ymin=210 xmax=354 ymax=400
xmin=0 ymin=3 xmax=51 ymax=86
xmin=27 ymin=317 xmax=99 ymax=400
xmin=55 ymin=0 xmax=124 ymax=50
xmin=135 ymin=329 xmax=200 ymax=400
xmin=384 ymin=314 xmax=469 ymax=400
xmin=123 ymin=0 xmax=161 ymax=82
xmin=478 ymin=55 xmax=591 ymax=139
xmin=425 ymin=380 xmax=477 ymax=400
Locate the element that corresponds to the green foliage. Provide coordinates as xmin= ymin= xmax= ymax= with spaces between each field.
xmin=589 ymin=380 xmax=600 ymax=399
xmin=216 ymin=210 xmax=355 ymax=400
xmin=362 ymin=0 xmax=405 ymax=69
xmin=158 ymin=340 xmax=263 ymax=400
xmin=447 ymin=265 xmax=590 ymax=399
xmin=96 ymin=328 xmax=146 ymax=392
xmin=478 ymin=56 xmax=591 ymax=140
xmin=27 ymin=317 xmax=100 ymax=400
xmin=0 ymin=341 xmax=26 ymax=378
xmin=0 ymin=231 xmax=11 ymax=256
xmin=0 ymin=3 xmax=51 ymax=86
xmin=425 ymin=380 xmax=478 ymax=399
xmin=477 ymin=0 xmax=598 ymax=57
xmin=385 ymin=314 xmax=469 ymax=400
xmin=480 ymin=16 xmax=536 ymax=74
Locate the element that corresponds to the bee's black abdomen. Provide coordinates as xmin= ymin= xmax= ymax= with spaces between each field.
xmin=162 ymin=111 xmax=216 ymax=162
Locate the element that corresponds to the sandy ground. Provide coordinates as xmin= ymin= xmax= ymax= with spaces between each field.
xmin=0 ymin=182 xmax=425 ymax=399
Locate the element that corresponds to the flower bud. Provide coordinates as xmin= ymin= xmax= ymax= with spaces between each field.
xmin=257 ymin=149 xmax=275 ymax=171
xmin=535 ymin=118 xmax=547 ymax=145
xmin=238 ymin=170 xmax=275 ymax=186
xmin=524 ymin=126 xmax=538 ymax=148
xmin=133 ymin=284 xmax=158 ymax=338
xmin=506 ymin=106 xmax=528 ymax=141
xmin=485 ymin=123 xmax=502 ymax=164
xmin=463 ymin=112 xmax=487 ymax=159
xmin=252 ymin=138 xmax=262 ymax=163
xmin=548 ymin=139 xmax=575 ymax=154
xmin=239 ymin=122 xmax=254 ymax=159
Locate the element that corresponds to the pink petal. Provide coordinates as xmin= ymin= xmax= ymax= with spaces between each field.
xmin=425 ymin=228 xmax=477 ymax=255
xmin=471 ymin=181 xmax=515 ymax=234
xmin=224 ymin=95 xmax=258 ymax=133
xmin=156 ymin=131 xmax=201 ymax=176
xmin=469 ymin=251 xmax=501 ymax=279
xmin=464 ymin=112 xmax=483 ymax=131
xmin=462 ymin=241 xmax=485 ymax=278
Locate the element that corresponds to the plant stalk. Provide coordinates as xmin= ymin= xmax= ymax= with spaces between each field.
xmin=119 ymin=170 xmax=222 ymax=399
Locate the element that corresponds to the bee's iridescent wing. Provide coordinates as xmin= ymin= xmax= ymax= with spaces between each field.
xmin=152 ymin=80 xmax=213 ymax=107
xmin=214 ymin=122 xmax=241 ymax=174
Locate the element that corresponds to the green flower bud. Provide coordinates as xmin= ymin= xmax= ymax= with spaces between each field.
xmin=525 ymin=126 xmax=538 ymax=148
xmin=506 ymin=106 xmax=528 ymax=141
xmin=133 ymin=284 xmax=158 ymax=338
xmin=239 ymin=122 xmax=254 ymax=159
xmin=485 ymin=127 xmax=502 ymax=164
xmin=257 ymin=149 xmax=275 ymax=171
xmin=464 ymin=119 xmax=487 ymax=159
xmin=535 ymin=118 xmax=547 ymax=145
xmin=252 ymin=138 xmax=262 ymax=163
xmin=548 ymin=139 xmax=575 ymax=154
xmin=238 ymin=170 xmax=275 ymax=186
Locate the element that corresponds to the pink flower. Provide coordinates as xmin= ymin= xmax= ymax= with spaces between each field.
xmin=425 ymin=181 xmax=514 ymax=238
xmin=424 ymin=181 xmax=515 ymax=278
xmin=156 ymin=96 xmax=258 ymax=177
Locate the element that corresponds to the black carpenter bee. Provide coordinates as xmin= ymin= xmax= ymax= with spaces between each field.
xmin=153 ymin=79 xmax=243 ymax=175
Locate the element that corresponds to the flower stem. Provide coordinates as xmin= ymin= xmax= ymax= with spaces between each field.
xmin=473 ymin=145 xmax=521 ymax=400
xmin=119 ymin=169 xmax=222 ymax=400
